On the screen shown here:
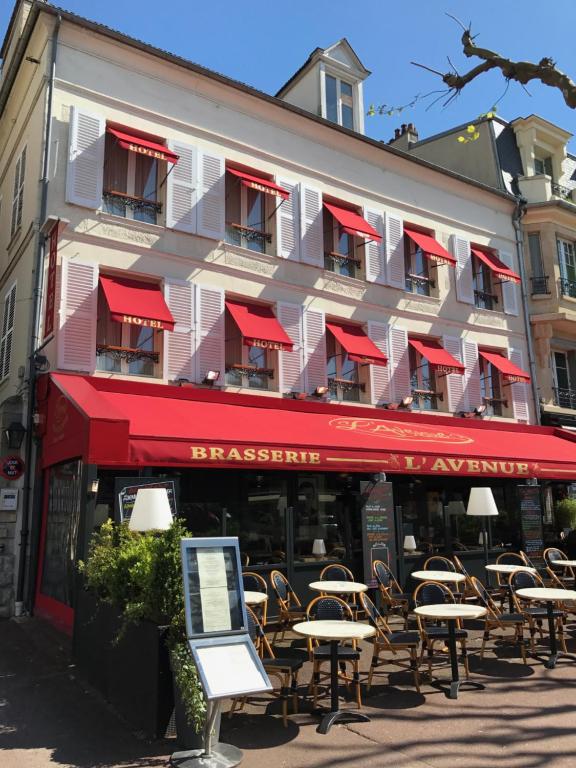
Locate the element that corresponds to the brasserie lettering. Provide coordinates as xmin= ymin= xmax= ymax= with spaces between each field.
xmin=190 ymin=446 xmax=320 ymax=464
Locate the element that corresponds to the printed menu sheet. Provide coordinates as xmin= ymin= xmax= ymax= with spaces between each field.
xmin=197 ymin=549 xmax=232 ymax=632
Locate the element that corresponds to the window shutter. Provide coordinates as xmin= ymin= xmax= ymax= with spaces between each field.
xmin=452 ymin=235 xmax=474 ymax=304
xmin=367 ymin=321 xmax=391 ymax=405
xmin=303 ymin=308 xmax=326 ymax=393
xmin=300 ymin=185 xmax=323 ymax=267
xmin=364 ymin=208 xmax=385 ymax=284
xmin=510 ymin=348 xmax=530 ymax=422
xmin=385 ymin=213 xmax=404 ymax=289
xmin=65 ymin=106 xmax=105 ymax=209
xmin=499 ymin=251 xmax=519 ymax=316
xmin=462 ymin=339 xmax=482 ymax=410
xmin=277 ymin=302 xmax=304 ymax=393
xmin=389 ymin=326 xmax=411 ymax=400
xmin=195 ymin=285 xmax=225 ymax=382
xmin=11 ymin=148 xmax=25 ymax=237
xmin=57 ymin=258 xmax=98 ymax=372
xmin=165 ymin=140 xmax=197 ymax=233
xmin=0 ymin=284 xmax=16 ymax=380
xmin=276 ymin=179 xmax=300 ymax=261
xmin=443 ymin=336 xmax=466 ymax=413
xmin=163 ymin=280 xmax=195 ymax=381
xmin=196 ymin=151 xmax=225 ymax=240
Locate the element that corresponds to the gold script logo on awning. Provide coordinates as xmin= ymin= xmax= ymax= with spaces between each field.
xmin=329 ymin=417 xmax=474 ymax=445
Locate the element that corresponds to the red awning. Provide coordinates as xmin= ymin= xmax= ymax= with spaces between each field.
xmin=479 ymin=350 xmax=531 ymax=383
xmin=326 ymin=322 xmax=387 ymax=367
xmin=471 ymin=247 xmax=520 ymax=284
xmin=404 ymin=228 xmax=456 ymax=268
xmin=225 ymin=299 xmax=293 ymax=352
xmin=100 ymin=276 xmax=175 ymax=332
xmin=323 ymin=202 xmax=382 ymax=242
xmin=409 ymin=339 xmax=465 ymax=375
xmin=227 ymin=168 xmax=289 ymax=199
xmin=39 ymin=373 xmax=576 ymax=479
xmin=107 ymin=127 xmax=179 ymax=164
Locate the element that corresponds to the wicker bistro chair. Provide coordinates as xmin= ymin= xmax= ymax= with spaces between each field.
xmin=468 ymin=576 xmax=527 ymax=663
xmin=544 ymin=547 xmax=574 ymax=586
xmin=305 ymin=596 xmax=362 ymax=709
xmin=269 ymin=570 xmax=306 ymax=643
xmin=509 ymin=570 xmax=567 ymax=653
xmin=319 ymin=563 xmax=364 ymax=619
xmin=373 ymin=560 xmax=410 ymax=629
xmin=493 ymin=552 xmax=527 ymax=608
xmin=242 ymin=571 xmax=268 ymax=625
xmin=423 ymin=556 xmax=456 ymax=572
xmin=228 ymin=606 xmax=303 ymax=727
xmin=452 ymin=556 xmax=480 ymax=603
xmin=359 ymin=592 xmax=421 ymax=693
xmin=413 ymin=581 xmax=470 ymax=680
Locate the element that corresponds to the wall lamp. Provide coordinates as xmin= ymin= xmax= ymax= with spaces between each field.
xmin=202 ymin=370 xmax=220 ymax=385
xmin=313 ymin=386 xmax=329 ymax=397
xmin=381 ymin=396 xmax=413 ymax=411
xmin=292 ymin=392 xmax=308 ymax=401
xmin=5 ymin=421 xmax=26 ymax=450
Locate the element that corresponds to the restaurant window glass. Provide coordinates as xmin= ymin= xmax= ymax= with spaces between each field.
xmin=323 ymin=207 xmax=360 ymax=278
xmin=103 ymin=132 xmax=160 ymax=225
xmin=409 ymin=345 xmax=439 ymax=410
xmin=479 ymin=354 xmax=505 ymax=416
xmin=224 ymin=310 xmax=274 ymax=390
xmin=225 ymin=172 xmax=274 ymax=254
xmin=404 ymin=235 xmax=433 ymax=296
xmin=326 ymin=331 xmax=361 ymax=402
xmin=473 ymin=254 xmax=499 ymax=310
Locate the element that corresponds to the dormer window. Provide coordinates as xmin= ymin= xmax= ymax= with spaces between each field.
xmin=534 ymin=155 xmax=553 ymax=179
xmin=325 ymin=75 xmax=354 ymax=130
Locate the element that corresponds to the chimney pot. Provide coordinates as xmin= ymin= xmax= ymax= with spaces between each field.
xmin=401 ymin=123 xmax=407 ymax=134
xmin=394 ymin=128 xmax=401 ymax=139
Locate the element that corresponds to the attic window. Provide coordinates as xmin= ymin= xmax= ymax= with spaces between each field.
xmin=325 ymin=75 xmax=354 ymax=130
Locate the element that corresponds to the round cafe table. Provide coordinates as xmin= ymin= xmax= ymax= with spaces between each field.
xmin=516 ymin=587 xmax=576 ymax=669
xmin=309 ymin=581 xmax=368 ymax=595
xmin=414 ymin=604 xmax=487 ymax=699
xmin=411 ymin=571 xmax=466 ymax=585
xmin=485 ymin=564 xmax=537 ymax=611
xmin=243 ymin=590 xmax=268 ymax=606
xmin=293 ymin=620 xmax=375 ymax=734
xmin=552 ymin=560 xmax=576 ymax=588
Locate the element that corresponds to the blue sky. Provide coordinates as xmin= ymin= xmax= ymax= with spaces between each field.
xmin=2 ymin=0 xmax=575 ymax=148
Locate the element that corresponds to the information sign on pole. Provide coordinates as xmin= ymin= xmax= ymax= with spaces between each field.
xmin=360 ymin=480 xmax=395 ymax=587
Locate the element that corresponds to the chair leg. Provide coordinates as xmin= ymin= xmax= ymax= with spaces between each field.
xmin=517 ymin=625 xmax=527 ymax=664
xmin=410 ymin=648 xmax=421 ymax=693
xmin=353 ymin=663 xmax=362 ymax=709
xmin=291 ymin=673 xmax=299 ymax=714
xmin=558 ymin=619 xmax=568 ymax=653
xmin=460 ymin=641 xmax=470 ymax=679
xmin=480 ymin=629 xmax=489 ymax=659
xmin=367 ymin=653 xmax=377 ymax=692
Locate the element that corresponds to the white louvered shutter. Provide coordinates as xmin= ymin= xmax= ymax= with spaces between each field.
xmin=277 ymin=302 xmax=304 ymax=393
xmin=499 ymin=251 xmax=520 ymax=316
xmin=452 ymin=235 xmax=474 ymax=304
xmin=364 ymin=208 xmax=385 ymax=284
xmin=196 ymin=151 xmax=225 ymax=240
xmin=442 ymin=336 xmax=466 ymax=413
xmin=57 ymin=258 xmax=98 ymax=372
xmin=510 ymin=348 xmax=530 ymax=422
xmin=0 ymin=284 xmax=16 ymax=380
xmin=303 ymin=308 xmax=326 ymax=393
xmin=276 ymin=179 xmax=300 ymax=261
xmin=195 ymin=285 xmax=225 ymax=382
xmin=165 ymin=141 xmax=197 ymax=233
xmin=462 ymin=340 xmax=482 ymax=410
xmin=65 ymin=106 xmax=105 ymax=209
xmin=164 ymin=280 xmax=195 ymax=381
xmin=389 ymin=326 xmax=411 ymax=400
xmin=367 ymin=321 xmax=391 ymax=405
xmin=385 ymin=213 xmax=405 ymax=290
xmin=300 ymin=185 xmax=324 ymax=267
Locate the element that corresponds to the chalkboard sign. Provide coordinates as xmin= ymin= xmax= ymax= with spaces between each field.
xmin=360 ymin=481 xmax=395 ymax=587
xmin=518 ymin=485 xmax=544 ymax=565
xmin=114 ymin=477 xmax=178 ymax=523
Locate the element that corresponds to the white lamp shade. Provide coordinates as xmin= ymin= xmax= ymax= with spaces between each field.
xmin=129 ymin=488 xmax=173 ymax=531
xmin=466 ymin=487 xmax=499 ymax=517
xmin=312 ymin=538 xmax=326 ymax=556
xmin=404 ymin=535 xmax=417 ymax=551
xmin=478 ymin=531 xmax=486 ymax=545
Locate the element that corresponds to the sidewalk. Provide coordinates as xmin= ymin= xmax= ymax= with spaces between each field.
xmin=2 ymin=616 xmax=576 ymax=767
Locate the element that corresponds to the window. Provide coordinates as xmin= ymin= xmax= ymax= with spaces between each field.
xmin=326 ymin=332 xmax=361 ymax=402
xmin=95 ymin=285 xmax=160 ymax=377
xmin=528 ymin=232 xmax=548 ymax=294
xmin=225 ymin=310 xmax=274 ymax=390
xmin=409 ymin=345 xmax=439 ymax=410
xmin=325 ymin=75 xmax=354 ymax=129
xmin=552 ymin=351 xmax=574 ymax=408
xmin=534 ymin=156 xmax=553 ymax=178
xmin=323 ymin=207 xmax=360 ymax=278
xmin=225 ymin=172 xmax=274 ymax=254
xmin=102 ymin=132 xmax=160 ymax=225
xmin=558 ymin=239 xmax=576 ymax=297
xmin=473 ymin=254 xmax=498 ymax=310
xmin=11 ymin=147 xmax=26 ymax=238
xmin=0 ymin=283 xmax=16 ymax=380
xmin=479 ymin=355 xmax=506 ymax=416
xmin=404 ymin=235 xmax=433 ymax=296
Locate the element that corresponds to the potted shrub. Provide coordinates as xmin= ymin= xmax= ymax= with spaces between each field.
xmin=555 ymin=498 xmax=576 ymax=533
xmin=77 ymin=518 xmax=205 ymax=745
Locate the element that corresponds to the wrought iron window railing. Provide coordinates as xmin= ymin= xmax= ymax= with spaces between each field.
xmin=328 ymin=377 xmax=364 ymax=402
xmin=482 ymin=396 xmax=507 ymax=416
xmin=553 ymin=387 xmax=576 ymax=410
xmin=474 ymin=289 xmax=498 ymax=311
xmin=559 ymin=277 xmax=576 ymax=299
xmin=530 ymin=275 xmax=550 ymax=295
xmin=225 ymin=223 xmax=272 ymax=251
xmin=405 ymin=273 xmax=435 ymax=295
xmin=552 ymin=182 xmax=572 ymax=200
xmin=102 ymin=190 xmax=162 ymax=219
xmin=411 ymin=388 xmax=442 ymax=410
xmin=324 ymin=251 xmax=361 ymax=278
xmin=96 ymin=344 xmax=159 ymax=365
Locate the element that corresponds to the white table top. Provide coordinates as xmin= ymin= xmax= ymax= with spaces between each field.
xmin=516 ymin=587 xmax=576 ymax=602
xmin=485 ymin=564 xmax=536 ymax=574
xmin=411 ymin=570 xmax=466 ymax=584
xmin=292 ymin=620 xmax=375 ymax=642
xmin=244 ymin=590 xmax=268 ymax=605
xmin=309 ymin=580 xmax=368 ymax=594
xmin=553 ymin=560 xmax=576 ymax=568
xmin=414 ymin=604 xmax=487 ymax=620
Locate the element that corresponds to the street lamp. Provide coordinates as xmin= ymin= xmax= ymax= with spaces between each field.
xmin=466 ymin=487 xmax=499 ymax=569
xmin=5 ymin=421 xmax=26 ymax=450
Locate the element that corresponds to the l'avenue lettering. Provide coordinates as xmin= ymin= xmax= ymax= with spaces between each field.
xmin=123 ymin=315 xmax=164 ymax=329
xmin=428 ymin=457 xmax=530 ymax=475
xmin=190 ymin=446 xmax=321 ymax=464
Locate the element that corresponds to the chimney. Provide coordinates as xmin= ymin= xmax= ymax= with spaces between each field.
xmin=388 ymin=122 xmax=419 ymax=151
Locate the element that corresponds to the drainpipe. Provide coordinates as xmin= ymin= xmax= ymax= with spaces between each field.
xmin=512 ymin=197 xmax=541 ymax=425
xmin=15 ymin=13 xmax=61 ymax=612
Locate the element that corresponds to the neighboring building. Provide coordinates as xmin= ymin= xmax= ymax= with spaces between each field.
xmin=3 ymin=1 xmax=576 ymax=629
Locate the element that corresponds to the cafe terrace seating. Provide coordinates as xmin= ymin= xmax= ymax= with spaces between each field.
xmin=242 ymin=571 xmax=268 ymax=625
xmin=269 ymin=570 xmax=306 ymax=643
xmin=509 ymin=570 xmax=567 ymax=653
xmin=468 ymin=576 xmax=527 ymax=663
xmin=544 ymin=547 xmax=574 ymax=585
xmin=373 ymin=560 xmax=411 ymax=628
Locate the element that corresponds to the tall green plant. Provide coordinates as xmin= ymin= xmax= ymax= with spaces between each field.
xmin=555 ymin=498 xmax=576 ymax=530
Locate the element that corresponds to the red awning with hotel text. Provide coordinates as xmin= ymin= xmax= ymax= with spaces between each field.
xmin=225 ymin=299 xmax=293 ymax=352
xmin=323 ymin=202 xmax=382 ymax=242
xmin=404 ymin=228 xmax=456 ymax=268
xmin=479 ymin=350 xmax=531 ymax=383
xmin=39 ymin=374 xmax=576 ymax=479
xmin=409 ymin=339 xmax=465 ymax=375
xmin=326 ymin=322 xmax=387 ymax=367
xmin=100 ymin=276 xmax=175 ymax=332
xmin=227 ymin=168 xmax=290 ymax=199
xmin=107 ymin=127 xmax=179 ymax=164
xmin=471 ymin=247 xmax=520 ymax=284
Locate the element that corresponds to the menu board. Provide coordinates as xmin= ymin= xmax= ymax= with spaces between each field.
xmin=191 ymin=637 xmax=271 ymax=700
xmin=114 ymin=477 xmax=178 ymax=523
xmin=360 ymin=481 xmax=395 ymax=587
xmin=518 ymin=485 xmax=544 ymax=565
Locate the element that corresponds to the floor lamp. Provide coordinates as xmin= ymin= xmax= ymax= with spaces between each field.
xmin=466 ymin=487 xmax=499 ymax=575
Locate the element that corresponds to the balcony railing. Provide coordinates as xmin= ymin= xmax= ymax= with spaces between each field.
xmin=324 ymin=251 xmax=361 ymax=278
xmin=530 ymin=275 xmax=550 ymax=295
xmin=559 ymin=277 xmax=576 ymax=299
xmin=482 ymin=396 xmax=508 ymax=417
xmin=102 ymin=190 xmax=162 ymax=220
xmin=96 ymin=344 xmax=159 ymax=364
xmin=474 ymin=289 xmax=498 ymax=311
xmin=552 ymin=182 xmax=572 ymax=200
xmin=405 ymin=273 xmax=435 ymax=295
xmin=411 ymin=388 xmax=442 ymax=410
xmin=553 ymin=387 xmax=576 ymax=410
xmin=225 ymin=222 xmax=271 ymax=252
xmin=328 ymin=377 xmax=364 ymax=402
